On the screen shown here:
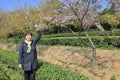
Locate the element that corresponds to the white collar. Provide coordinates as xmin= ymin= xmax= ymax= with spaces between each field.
xmin=25 ymin=40 xmax=32 ymax=44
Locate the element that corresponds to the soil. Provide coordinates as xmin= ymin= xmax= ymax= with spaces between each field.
xmin=37 ymin=46 xmax=120 ymax=80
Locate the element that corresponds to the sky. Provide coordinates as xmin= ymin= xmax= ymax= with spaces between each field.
xmin=0 ymin=0 xmax=40 ymax=11
xmin=98 ymin=0 xmax=109 ymax=12
xmin=0 ymin=0 xmax=109 ymax=12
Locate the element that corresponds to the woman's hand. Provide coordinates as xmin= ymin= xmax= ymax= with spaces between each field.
xmin=34 ymin=24 xmax=40 ymax=31
xmin=18 ymin=64 xmax=22 ymax=68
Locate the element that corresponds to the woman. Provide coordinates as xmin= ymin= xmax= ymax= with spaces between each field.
xmin=18 ymin=24 xmax=42 ymax=80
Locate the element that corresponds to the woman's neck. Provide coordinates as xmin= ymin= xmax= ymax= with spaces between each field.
xmin=25 ymin=40 xmax=31 ymax=43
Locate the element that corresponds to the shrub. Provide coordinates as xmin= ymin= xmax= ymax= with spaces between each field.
xmin=40 ymin=36 xmax=120 ymax=49
xmin=111 ymin=75 xmax=116 ymax=80
xmin=0 ymin=49 xmax=89 ymax=80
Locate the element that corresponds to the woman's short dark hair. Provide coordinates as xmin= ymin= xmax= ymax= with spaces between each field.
xmin=24 ymin=31 xmax=32 ymax=36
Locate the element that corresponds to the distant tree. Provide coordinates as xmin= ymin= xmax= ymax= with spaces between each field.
xmin=99 ymin=0 xmax=120 ymax=35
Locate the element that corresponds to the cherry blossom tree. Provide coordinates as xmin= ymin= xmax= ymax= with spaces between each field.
xmin=39 ymin=0 xmax=107 ymax=71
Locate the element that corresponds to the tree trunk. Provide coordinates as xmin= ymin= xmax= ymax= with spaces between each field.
xmin=92 ymin=47 xmax=96 ymax=72
xmin=85 ymin=31 xmax=96 ymax=71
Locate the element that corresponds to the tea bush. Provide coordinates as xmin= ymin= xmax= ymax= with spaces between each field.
xmin=0 ymin=49 xmax=89 ymax=80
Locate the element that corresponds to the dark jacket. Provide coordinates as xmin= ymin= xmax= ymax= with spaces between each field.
xmin=18 ymin=31 xmax=41 ymax=71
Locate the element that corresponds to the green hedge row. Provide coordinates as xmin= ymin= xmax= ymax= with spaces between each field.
xmin=0 ymin=50 xmax=23 ymax=80
xmin=42 ymin=29 xmax=120 ymax=38
xmin=0 ymin=36 xmax=119 ymax=49
xmin=0 ymin=49 xmax=89 ymax=80
xmin=0 ymin=63 xmax=8 ymax=80
xmin=40 ymin=36 xmax=120 ymax=49
xmin=0 ymin=62 xmax=22 ymax=80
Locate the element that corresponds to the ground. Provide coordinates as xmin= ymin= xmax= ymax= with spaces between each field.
xmin=37 ymin=46 xmax=120 ymax=80
xmin=0 ymin=44 xmax=120 ymax=80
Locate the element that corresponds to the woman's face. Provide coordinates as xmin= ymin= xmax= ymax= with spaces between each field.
xmin=25 ymin=34 xmax=32 ymax=41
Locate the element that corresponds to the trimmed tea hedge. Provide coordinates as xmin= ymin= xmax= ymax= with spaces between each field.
xmin=42 ymin=29 xmax=120 ymax=38
xmin=0 ymin=49 xmax=89 ymax=80
xmin=40 ymin=36 xmax=120 ymax=49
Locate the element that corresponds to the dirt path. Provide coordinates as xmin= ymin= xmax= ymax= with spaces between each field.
xmin=38 ymin=46 xmax=120 ymax=80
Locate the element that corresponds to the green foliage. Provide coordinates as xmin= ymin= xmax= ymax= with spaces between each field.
xmin=42 ymin=29 xmax=120 ymax=38
xmin=40 ymin=36 xmax=120 ymax=49
xmin=36 ymin=61 xmax=89 ymax=80
xmin=0 ymin=63 xmax=8 ymax=80
xmin=113 ymin=29 xmax=120 ymax=36
xmin=82 ymin=0 xmax=89 ymax=2
xmin=39 ymin=0 xmax=64 ymax=16
xmin=0 ymin=62 xmax=23 ymax=80
xmin=0 ymin=29 xmax=120 ymax=50
xmin=100 ymin=14 xmax=119 ymax=27
xmin=110 ymin=75 xmax=116 ymax=80
xmin=0 ymin=49 xmax=89 ymax=80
